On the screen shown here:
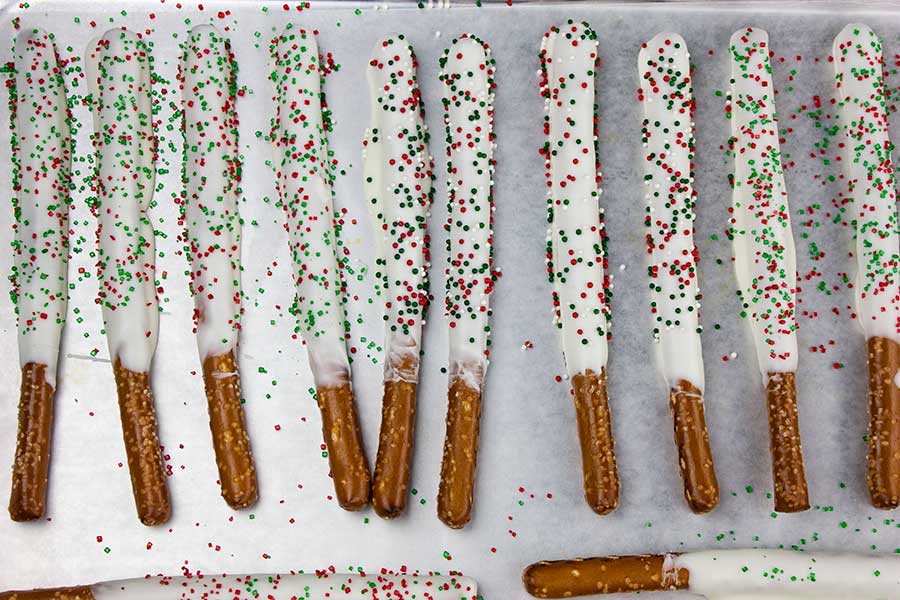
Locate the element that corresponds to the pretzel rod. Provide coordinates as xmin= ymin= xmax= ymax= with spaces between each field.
xmin=437 ymin=34 xmax=496 ymax=529
xmin=363 ymin=34 xmax=434 ymax=519
xmin=180 ymin=25 xmax=257 ymax=510
xmin=727 ymin=28 xmax=808 ymax=512
xmin=524 ymin=549 xmax=900 ymax=598
xmin=0 ymin=571 xmax=479 ymax=600
xmin=272 ymin=26 xmax=371 ymax=511
xmin=832 ymin=23 xmax=900 ymax=510
xmin=88 ymin=28 xmax=170 ymax=525
xmin=8 ymin=29 xmax=72 ymax=521
xmin=639 ymin=32 xmax=718 ymax=514
xmin=540 ymin=21 xmax=618 ymax=515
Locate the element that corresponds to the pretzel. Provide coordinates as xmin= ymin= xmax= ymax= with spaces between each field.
xmin=437 ymin=34 xmax=497 ymax=529
xmin=8 ymin=28 xmax=72 ymax=522
xmin=727 ymin=27 xmax=808 ymax=512
xmin=832 ymin=23 xmax=900 ymax=510
xmin=87 ymin=28 xmax=170 ymax=526
xmin=363 ymin=34 xmax=434 ymax=519
xmin=540 ymin=21 xmax=619 ymax=515
xmin=272 ymin=26 xmax=371 ymax=511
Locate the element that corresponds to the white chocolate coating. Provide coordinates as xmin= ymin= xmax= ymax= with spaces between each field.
xmin=363 ymin=34 xmax=433 ymax=383
xmin=540 ymin=21 xmax=610 ymax=378
xmin=832 ymin=23 xmax=900 ymax=346
xmin=440 ymin=35 xmax=496 ymax=391
xmin=87 ymin=28 xmax=159 ymax=373
xmin=90 ymin=571 xmax=478 ymax=599
xmin=727 ymin=28 xmax=799 ymax=377
xmin=675 ymin=549 xmax=900 ymax=599
xmin=272 ymin=26 xmax=350 ymax=388
xmin=639 ymin=32 xmax=704 ymax=391
xmin=14 ymin=28 xmax=71 ymax=387
xmin=181 ymin=25 xmax=243 ymax=361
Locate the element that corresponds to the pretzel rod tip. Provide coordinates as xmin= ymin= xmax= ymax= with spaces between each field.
xmin=765 ymin=371 xmax=809 ymax=513
xmin=316 ymin=382 xmax=371 ymax=511
xmin=113 ymin=359 xmax=171 ymax=526
xmin=372 ymin=376 xmax=418 ymax=519
xmin=523 ymin=555 xmax=688 ymax=598
xmin=438 ymin=377 xmax=483 ymax=529
xmin=867 ymin=336 xmax=900 ymax=510
xmin=202 ymin=352 xmax=258 ymax=510
xmin=0 ymin=587 xmax=95 ymax=600
xmin=670 ymin=380 xmax=718 ymax=514
xmin=9 ymin=363 xmax=55 ymax=522
xmin=571 ymin=369 xmax=619 ymax=515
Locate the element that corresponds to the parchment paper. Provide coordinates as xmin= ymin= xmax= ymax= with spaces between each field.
xmin=0 ymin=1 xmax=899 ymax=598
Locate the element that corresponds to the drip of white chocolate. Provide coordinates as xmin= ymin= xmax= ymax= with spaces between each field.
xmin=541 ymin=21 xmax=610 ymax=379
xmin=272 ymin=25 xmax=350 ymax=388
xmin=181 ymin=25 xmax=243 ymax=361
xmin=727 ymin=28 xmax=799 ymax=378
xmin=440 ymin=35 xmax=496 ymax=391
xmin=363 ymin=33 xmax=433 ymax=383
xmin=832 ymin=23 xmax=900 ymax=346
xmin=14 ymin=28 xmax=72 ymax=387
xmin=87 ymin=28 xmax=159 ymax=373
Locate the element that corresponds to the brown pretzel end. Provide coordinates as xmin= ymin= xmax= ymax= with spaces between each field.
xmin=765 ymin=371 xmax=809 ymax=513
xmin=866 ymin=336 xmax=900 ymax=510
xmin=316 ymin=381 xmax=371 ymax=511
xmin=522 ymin=555 xmax=689 ymax=598
xmin=113 ymin=358 xmax=171 ymax=526
xmin=437 ymin=376 xmax=483 ymax=529
xmin=202 ymin=351 xmax=258 ymax=510
xmin=9 ymin=363 xmax=55 ymax=522
xmin=372 ymin=368 xmax=418 ymax=520
xmin=0 ymin=587 xmax=95 ymax=600
xmin=571 ymin=369 xmax=619 ymax=515
xmin=670 ymin=380 xmax=719 ymax=514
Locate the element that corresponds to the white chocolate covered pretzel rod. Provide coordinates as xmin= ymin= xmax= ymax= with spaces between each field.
xmin=272 ymin=25 xmax=371 ymax=511
xmin=364 ymin=34 xmax=434 ymax=519
xmin=728 ymin=27 xmax=808 ymax=513
xmin=540 ymin=20 xmax=618 ymax=516
xmin=0 ymin=571 xmax=478 ymax=600
xmin=832 ymin=23 xmax=900 ymax=510
xmin=9 ymin=28 xmax=72 ymax=521
xmin=181 ymin=25 xmax=257 ymax=510
xmin=87 ymin=27 xmax=170 ymax=526
xmin=437 ymin=34 xmax=496 ymax=529
xmin=524 ymin=549 xmax=900 ymax=598
xmin=639 ymin=32 xmax=718 ymax=513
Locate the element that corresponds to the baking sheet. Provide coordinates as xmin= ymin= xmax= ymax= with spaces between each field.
xmin=0 ymin=1 xmax=899 ymax=598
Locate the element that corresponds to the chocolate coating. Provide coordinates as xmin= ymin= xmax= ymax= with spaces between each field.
xmin=372 ymin=356 xmax=418 ymax=519
xmin=670 ymin=380 xmax=718 ymax=514
xmin=571 ymin=368 xmax=619 ymax=515
xmin=202 ymin=351 xmax=257 ymax=510
xmin=765 ymin=371 xmax=809 ymax=513
xmin=523 ymin=555 xmax=689 ymax=598
xmin=866 ymin=336 xmax=900 ymax=510
xmin=9 ymin=363 xmax=55 ymax=521
xmin=112 ymin=358 xmax=171 ymax=526
xmin=437 ymin=377 xmax=483 ymax=529
xmin=316 ymin=381 xmax=371 ymax=511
